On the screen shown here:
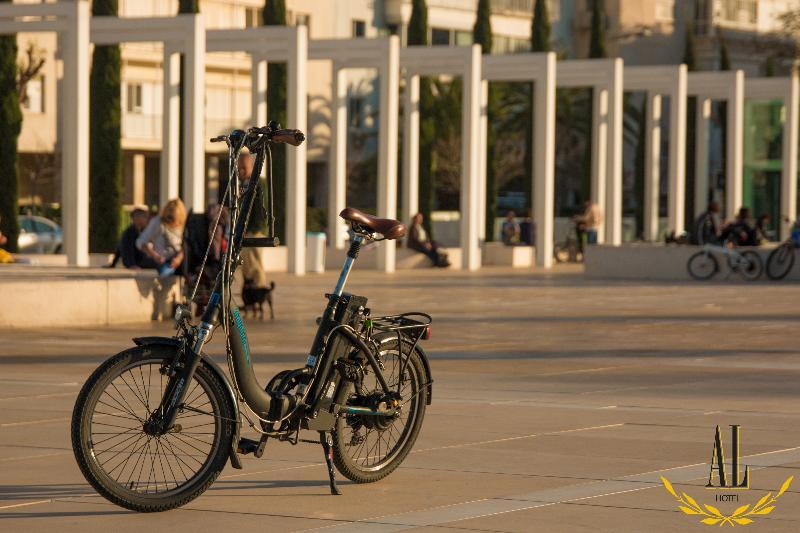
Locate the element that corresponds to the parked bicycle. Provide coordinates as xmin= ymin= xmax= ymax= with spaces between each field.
xmin=554 ymin=221 xmax=584 ymax=263
xmin=71 ymin=122 xmax=433 ymax=512
xmin=687 ymin=240 xmax=763 ymax=281
xmin=765 ymin=239 xmax=796 ymax=280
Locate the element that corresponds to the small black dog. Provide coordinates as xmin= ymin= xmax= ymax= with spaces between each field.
xmin=241 ymin=280 xmax=275 ymax=320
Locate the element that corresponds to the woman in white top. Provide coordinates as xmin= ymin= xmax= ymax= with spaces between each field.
xmin=136 ymin=198 xmax=186 ymax=276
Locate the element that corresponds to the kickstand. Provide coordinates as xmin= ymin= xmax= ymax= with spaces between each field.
xmin=320 ymin=432 xmax=341 ymax=495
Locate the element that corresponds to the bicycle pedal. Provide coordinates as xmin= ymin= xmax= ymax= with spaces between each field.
xmin=236 ymin=437 xmax=260 ymax=455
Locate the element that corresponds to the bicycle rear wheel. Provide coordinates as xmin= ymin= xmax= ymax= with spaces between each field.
xmin=766 ymin=243 xmax=795 ymax=280
xmin=687 ymin=251 xmax=718 ymax=281
xmin=71 ymin=345 xmax=235 ymax=512
xmin=332 ymin=336 xmax=427 ymax=484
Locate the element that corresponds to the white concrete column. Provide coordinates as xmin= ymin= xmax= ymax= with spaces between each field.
xmin=643 ymin=93 xmax=662 ymax=242
xmin=251 ymin=56 xmax=267 ymax=126
xmin=534 ymin=52 xmax=556 ymax=268
xmin=61 ymin=0 xmax=90 ymax=266
xmin=376 ymin=36 xmax=400 ymax=273
xmin=606 ymin=58 xmax=624 ymax=245
xmin=286 ymin=25 xmax=308 ymax=274
xmin=478 ymin=78 xmax=489 ymax=243
xmin=182 ymin=15 xmax=206 ymax=212
xmin=132 ymin=154 xmax=146 ymax=205
xmin=726 ymin=70 xmax=745 ymax=220
xmin=161 ymin=46 xmax=180 ymax=206
xmin=590 ymin=87 xmax=608 ymax=244
xmin=668 ymin=65 xmax=688 ymax=236
xmin=401 ymin=73 xmax=420 ymax=226
xmin=328 ymin=65 xmax=348 ymax=250
xmin=694 ymin=97 xmax=711 ymax=217
xmin=781 ymin=72 xmax=799 ymax=239
xmin=460 ymin=45 xmax=482 ymax=270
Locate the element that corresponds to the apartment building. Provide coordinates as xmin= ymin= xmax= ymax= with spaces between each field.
xmin=15 ymin=0 xmax=543 ymax=212
xmin=566 ymin=0 xmax=800 ymax=70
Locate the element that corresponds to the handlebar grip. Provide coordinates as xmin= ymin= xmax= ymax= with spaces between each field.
xmin=210 ymin=135 xmax=227 ymax=143
xmin=271 ymin=129 xmax=305 ymax=146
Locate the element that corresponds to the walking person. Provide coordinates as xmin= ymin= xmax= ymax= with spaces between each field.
xmin=136 ymin=198 xmax=187 ymax=277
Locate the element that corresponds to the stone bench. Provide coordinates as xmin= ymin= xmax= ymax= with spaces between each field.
xmin=584 ymin=243 xmax=800 ymax=281
xmin=324 ymin=245 xmax=461 ymax=270
xmin=0 ymin=265 xmax=182 ymax=327
xmin=481 ymin=242 xmax=534 ymax=267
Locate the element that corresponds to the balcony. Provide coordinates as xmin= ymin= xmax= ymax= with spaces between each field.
xmin=385 ymin=0 xmax=534 ymax=17
xmin=122 ymin=113 xmax=161 ymax=141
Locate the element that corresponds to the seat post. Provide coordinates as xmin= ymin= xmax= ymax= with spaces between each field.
xmin=333 ymin=234 xmax=364 ymax=297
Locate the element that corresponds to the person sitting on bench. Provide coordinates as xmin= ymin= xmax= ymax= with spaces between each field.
xmin=407 ymin=212 xmax=450 ymax=268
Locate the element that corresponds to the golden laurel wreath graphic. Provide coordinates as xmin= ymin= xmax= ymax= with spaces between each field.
xmin=660 ymin=476 xmax=793 ymax=527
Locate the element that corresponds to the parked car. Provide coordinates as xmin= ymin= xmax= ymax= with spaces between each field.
xmin=18 ymin=215 xmax=62 ymax=254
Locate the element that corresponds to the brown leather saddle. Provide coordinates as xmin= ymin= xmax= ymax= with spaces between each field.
xmin=339 ymin=207 xmax=406 ymax=240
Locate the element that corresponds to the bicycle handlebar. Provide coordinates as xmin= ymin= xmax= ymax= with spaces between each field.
xmin=209 ymin=126 xmax=305 ymax=146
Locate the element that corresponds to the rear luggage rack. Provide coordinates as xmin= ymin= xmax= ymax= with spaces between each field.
xmin=371 ymin=313 xmax=432 ymax=339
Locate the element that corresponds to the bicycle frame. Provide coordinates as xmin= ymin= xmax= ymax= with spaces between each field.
xmin=148 ymin=127 xmax=409 ymax=442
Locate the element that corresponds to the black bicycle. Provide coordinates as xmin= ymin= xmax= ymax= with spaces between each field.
xmin=765 ymin=239 xmax=796 ymax=280
xmin=71 ymin=123 xmax=433 ymax=512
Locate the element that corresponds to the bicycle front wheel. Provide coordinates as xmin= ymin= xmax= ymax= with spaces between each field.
xmin=766 ymin=243 xmax=795 ymax=280
xmin=71 ymin=345 xmax=235 ymax=512
xmin=687 ymin=251 xmax=718 ymax=281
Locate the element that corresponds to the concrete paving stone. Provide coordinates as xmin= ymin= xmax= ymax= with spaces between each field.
xmin=1 ymin=268 xmax=800 ymax=530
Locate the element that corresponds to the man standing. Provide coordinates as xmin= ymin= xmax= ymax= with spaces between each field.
xmin=575 ymin=200 xmax=603 ymax=254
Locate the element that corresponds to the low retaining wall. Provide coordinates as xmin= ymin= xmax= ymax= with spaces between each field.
xmin=0 ymin=266 xmax=182 ymax=328
xmin=584 ymin=243 xmax=800 ymax=281
xmin=325 ymin=245 xmax=461 ymax=270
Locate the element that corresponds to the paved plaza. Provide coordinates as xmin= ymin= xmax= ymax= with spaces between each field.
xmin=2 ymin=267 xmax=800 ymax=531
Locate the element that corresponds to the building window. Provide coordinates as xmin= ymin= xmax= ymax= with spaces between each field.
xmin=455 ymin=30 xmax=472 ymax=46
xmin=126 ymin=83 xmax=143 ymax=114
xmin=245 ymin=6 xmax=261 ymax=28
xmin=431 ymin=27 xmax=451 ymax=46
xmin=352 ymin=19 xmax=366 ymax=37
xmin=655 ymin=0 xmax=674 ymax=22
xmin=22 ymin=76 xmax=44 ymax=113
xmin=718 ymin=0 xmax=757 ymax=25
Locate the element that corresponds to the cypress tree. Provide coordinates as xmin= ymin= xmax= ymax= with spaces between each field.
xmin=683 ymin=20 xmax=698 ymax=70
xmin=0 ymin=0 xmax=20 ymax=253
xmin=765 ymin=56 xmax=776 ymax=77
xmin=408 ymin=0 xmax=436 ymax=236
xmin=531 ymin=0 xmax=551 ymax=53
xmin=474 ymin=0 xmax=492 ymax=53
xmin=178 ymin=0 xmax=198 ymax=205
xmin=89 ymin=0 xmax=123 ymax=252
xmin=263 ymin=0 xmax=288 ymax=241
xmin=719 ymin=33 xmax=731 ymax=71
xmin=474 ymin=0 xmax=497 ymax=241
xmin=589 ymin=0 xmax=607 ymax=58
